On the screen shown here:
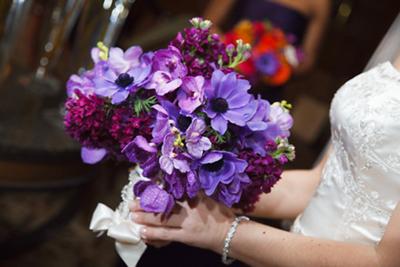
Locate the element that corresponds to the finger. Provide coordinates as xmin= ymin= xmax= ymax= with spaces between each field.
xmin=141 ymin=226 xmax=183 ymax=242
xmin=133 ymin=211 xmax=185 ymax=228
xmin=129 ymin=200 xmax=143 ymax=212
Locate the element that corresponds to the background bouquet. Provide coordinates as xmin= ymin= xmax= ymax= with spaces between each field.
xmin=65 ymin=18 xmax=295 ymax=215
xmin=225 ymin=20 xmax=303 ymax=87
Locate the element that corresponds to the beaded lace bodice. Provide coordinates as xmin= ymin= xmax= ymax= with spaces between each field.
xmin=291 ymin=62 xmax=400 ymax=245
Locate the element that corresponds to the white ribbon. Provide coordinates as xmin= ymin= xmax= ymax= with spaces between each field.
xmin=89 ymin=167 xmax=148 ymax=267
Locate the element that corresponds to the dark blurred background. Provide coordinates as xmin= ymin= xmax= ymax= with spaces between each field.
xmin=0 ymin=0 xmax=399 ymax=266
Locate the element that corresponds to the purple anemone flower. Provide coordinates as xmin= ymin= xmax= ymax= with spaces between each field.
xmin=185 ymin=118 xmax=211 ymax=158
xmin=204 ymin=70 xmax=257 ymax=134
xmin=177 ymin=76 xmax=205 ymax=113
xmin=94 ymin=52 xmax=153 ymax=104
xmin=134 ymin=181 xmax=175 ymax=214
xmin=145 ymin=46 xmax=187 ymax=95
xmin=122 ymin=136 xmax=159 ymax=178
xmin=255 ymin=52 xmax=280 ymax=76
xmin=159 ymin=133 xmax=191 ymax=175
xmin=198 ymin=151 xmax=250 ymax=207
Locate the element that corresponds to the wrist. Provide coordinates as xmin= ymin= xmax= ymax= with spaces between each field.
xmin=211 ymin=217 xmax=234 ymax=254
xmin=221 ymin=216 xmax=250 ymax=265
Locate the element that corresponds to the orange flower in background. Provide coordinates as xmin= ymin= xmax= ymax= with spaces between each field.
xmin=224 ymin=19 xmax=302 ymax=87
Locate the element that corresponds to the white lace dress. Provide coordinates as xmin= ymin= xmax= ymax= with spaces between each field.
xmin=291 ymin=62 xmax=400 ymax=245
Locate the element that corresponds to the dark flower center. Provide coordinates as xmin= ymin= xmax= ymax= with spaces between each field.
xmin=210 ymin=98 xmax=228 ymax=113
xmin=202 ymin=159 xmax=224 ymax=172
xmin=115 ymin=73 xmax=134 ymax=88
xmin=177 ymin=115 xmax=192 ymax=132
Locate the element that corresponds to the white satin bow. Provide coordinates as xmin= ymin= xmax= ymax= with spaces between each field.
xmin=90 ymin=203 xmax=147 ymax=267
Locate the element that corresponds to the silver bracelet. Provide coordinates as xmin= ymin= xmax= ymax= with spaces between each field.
xmin=222 ymin=216 xmax=250 ymax=265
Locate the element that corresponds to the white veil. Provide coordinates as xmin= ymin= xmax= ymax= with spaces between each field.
xmin=365 ymin=13 xmax=400 ymax=70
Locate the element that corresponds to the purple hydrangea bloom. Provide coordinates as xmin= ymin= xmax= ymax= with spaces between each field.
xmin=255 ymin=52 xmax=280 ymax=76
xmin=122 ymin=136 xmax=159 ymax=178
xmin=134 ymin=181 xmax=175 ymax=214
xmin=204 ymin=70 xmax=257 ymax=134
xmin=198 ymin=151 xmax=250 ymax=207
xmin=185 ymin=118 xmax=211 ymax=158
xmin=159 ymin=133 xmax=190 ymax=175
xmin=94 ymin=52 xmax=153 ymax=104
xmin=146 ymin=46 xmax=187 ymax=95
xmin=177 ymin=76 xmax=205 ymax=113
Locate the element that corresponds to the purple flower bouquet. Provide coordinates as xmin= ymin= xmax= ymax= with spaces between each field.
xmin=65 ymin=18 xmax=294 ymax=265
xmin=65 ymin=17 xmax=295 ymax=214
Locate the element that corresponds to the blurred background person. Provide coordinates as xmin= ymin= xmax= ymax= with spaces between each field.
xmin=204 ymin=0 xmax=331 ymax=101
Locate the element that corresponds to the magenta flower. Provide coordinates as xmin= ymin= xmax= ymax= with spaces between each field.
xmin=204 ymin=70 xmax=257 ymax=134
xmin=177 ymin=76 xmax=205 ymax=113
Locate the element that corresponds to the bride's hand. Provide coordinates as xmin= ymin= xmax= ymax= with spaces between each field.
xmin=130 ymin=196 xmax=235 ymax=253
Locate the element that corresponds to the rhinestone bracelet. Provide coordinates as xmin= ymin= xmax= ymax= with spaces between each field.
xmin=222 ymin=216 xmax=250 ymax=265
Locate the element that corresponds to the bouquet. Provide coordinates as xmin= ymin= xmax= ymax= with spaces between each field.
xmin=64 ymin=18 xmax=295 ymax=266
xmin=225 ymin=20 xmax=303 ymax=87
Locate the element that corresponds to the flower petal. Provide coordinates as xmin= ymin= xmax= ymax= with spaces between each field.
xmin=211 ymin=115 xmax=228 ymax=134
xmin=81 ymin=147 xmax=107 ymax=164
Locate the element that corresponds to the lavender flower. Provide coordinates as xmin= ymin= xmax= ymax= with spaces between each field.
xmin=122 ymin=136 xmax=159 ymax=178
xmin=145 ymin=46 xmax=187 ymax=95
xmin=269 ymin=102 xmax=293 ymax=138
xmin=204 ymin=70 xmax=257 ymax=134
xmin=165 ymin=170 xmax=199 ymax=199
xmin=108 ymin=46 xmax=143 ymax=73
xmin=198 ymin=151 xmax=250 ymax=207
xmin=81 ymin=147 xmax=107 ymax=164
xmin=159 ymin=133 xmax=190 ymax=175
xmin=134 ymin=181 xmax=175 ymax=214
xmin=66 ymin=74 xmax=94 ymax=97
xmin=185 ymin=118 xmax=211 ymax=158
xmin=177 ymin=76 xmax=205 ymax=113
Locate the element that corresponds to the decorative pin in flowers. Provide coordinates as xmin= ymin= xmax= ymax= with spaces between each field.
xmin=64 ymin=18 xmax=295 ymax=267
xmin=225 ymin=20 xmax=303 ymax=87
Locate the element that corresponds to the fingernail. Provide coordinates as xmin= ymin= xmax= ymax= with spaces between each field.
xmin=140 ymin=227 xmax=147 ymax=239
